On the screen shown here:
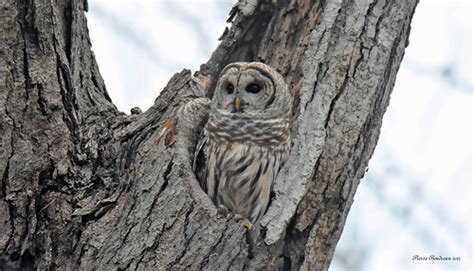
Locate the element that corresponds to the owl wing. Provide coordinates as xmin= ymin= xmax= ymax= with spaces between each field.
xmin=193 ymin=128 xmax=209 ymax=192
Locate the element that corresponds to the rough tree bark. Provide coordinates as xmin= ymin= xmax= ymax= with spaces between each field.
xmin=0 ymin=0 xmax=418 ymax=270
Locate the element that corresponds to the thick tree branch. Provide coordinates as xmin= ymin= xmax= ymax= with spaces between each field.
xmin=0 ymin=0 xmax=418 ymax=270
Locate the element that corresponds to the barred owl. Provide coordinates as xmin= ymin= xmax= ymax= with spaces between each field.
xmin=194 ymin=62 xmax=292 ymax=226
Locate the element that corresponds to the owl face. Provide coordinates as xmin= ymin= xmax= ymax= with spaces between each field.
xmin=214 ymin=63 xmax=278 ymax=114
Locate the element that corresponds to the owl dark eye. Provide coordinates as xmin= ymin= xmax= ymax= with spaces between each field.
xmin=245 ymin=83 xmax=261 ymax=94
xmin=226 ymin=83 xmax=234 ymax=94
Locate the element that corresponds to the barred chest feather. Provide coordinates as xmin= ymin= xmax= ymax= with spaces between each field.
xmin=202 ymin=114 xmax=290 ymax=222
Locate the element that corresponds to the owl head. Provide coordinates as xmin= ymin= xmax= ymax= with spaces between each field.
xmin=212 ymin=62 xmax=292 ymax=117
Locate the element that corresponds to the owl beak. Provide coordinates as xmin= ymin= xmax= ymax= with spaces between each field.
xmin=234 ymin=95 xmax=241 ymax=111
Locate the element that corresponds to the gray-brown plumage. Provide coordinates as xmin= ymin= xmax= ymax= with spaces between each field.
xmin=194 ymin=62 xmax=292 ymax=225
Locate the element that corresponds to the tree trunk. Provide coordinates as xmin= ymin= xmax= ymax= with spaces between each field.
xmin=0 ymin=0 xmax=418 ymax=270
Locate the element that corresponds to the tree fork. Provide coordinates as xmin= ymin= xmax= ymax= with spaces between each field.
xmin=0 ymin=0 xmax=418 ymax=270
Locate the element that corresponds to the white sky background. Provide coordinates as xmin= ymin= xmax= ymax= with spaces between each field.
xmin=86 ymin=0 xmax=473 ymax=270
xmin=87 ymin=0 xmax=233 ymax=111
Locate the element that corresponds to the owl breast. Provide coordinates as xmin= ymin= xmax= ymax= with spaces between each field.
xmin=201 ymin=112 xmax=290 ymax=222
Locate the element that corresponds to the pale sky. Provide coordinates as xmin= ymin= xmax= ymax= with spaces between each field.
xmin=86 ymin=1 xmax=473 ymax=270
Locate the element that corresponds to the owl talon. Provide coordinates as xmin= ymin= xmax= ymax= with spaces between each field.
xmin=243 ymin=219 xmax=254 ymax=231
xmin=217 ymin=205 xmax=229 ymax=218
xmin=233 ymin=214 xmax=242 ymax=221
